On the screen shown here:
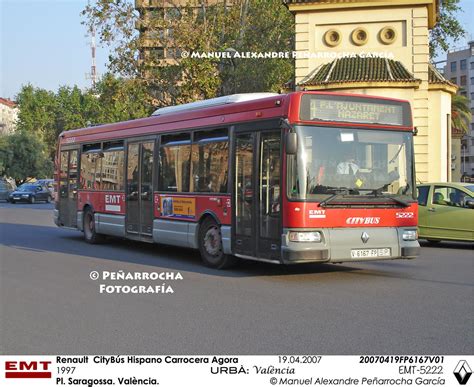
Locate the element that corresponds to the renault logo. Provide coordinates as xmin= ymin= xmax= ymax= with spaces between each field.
xmin=361 ymin=232 xmax=370 ymax=244
xmin=454 ymin=360 xmax=472 ymax=385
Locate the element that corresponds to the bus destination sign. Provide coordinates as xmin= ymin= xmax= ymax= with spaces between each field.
xmin=300 ymin=94 xmax=409 ymax=126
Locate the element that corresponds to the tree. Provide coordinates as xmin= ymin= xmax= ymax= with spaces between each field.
xmin=451 ymin=93 xmax=472 ymax=134
xmin=429 ymin=0 xmax=466 ymax=58
xmin=228 ymin=0 xmax=294 ymax=93
xmin=81 ymin=0 xmax=294 ymax=105
xmin=93 ymin=73 xmax=154 ymax=122
xmin=15 ymin=84 xmax=57 ymax=147
xmin=0 ymin=131 xmax=53 ymax=185
xmin=14 ymin=76 xmax=154 ymax=159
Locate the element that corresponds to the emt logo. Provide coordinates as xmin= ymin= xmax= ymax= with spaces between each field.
xmin=5 ymin=360 xmax=52 ymax=379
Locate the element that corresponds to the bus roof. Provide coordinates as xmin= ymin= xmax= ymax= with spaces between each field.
xmin=59 ymin=91 xmax=412 ymax=145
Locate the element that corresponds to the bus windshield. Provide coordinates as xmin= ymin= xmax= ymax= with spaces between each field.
xmin=287 ymin=126 xmax=415 ymax=202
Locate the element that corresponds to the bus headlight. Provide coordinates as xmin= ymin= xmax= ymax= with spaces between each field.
xmin=402 ymin=230 xmax=418 ymax=241
xmin=289 ymin=231 xmax=322 ymax=243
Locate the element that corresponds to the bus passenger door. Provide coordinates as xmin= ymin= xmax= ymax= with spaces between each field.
xmin=233 ymin=131 xmax=281 ymax=260
xmin=58 ymin=149 xmax=78 ymax=227
xmin=126 ymin=141 xmax=154 ymax=238
xmin=258 ymin=131 xmax=281 ymax=259
xmin=234 ymin=133 xmax=255 ymax=256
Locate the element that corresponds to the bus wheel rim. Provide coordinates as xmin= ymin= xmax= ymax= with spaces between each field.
xmin=204 ymin=226 xmax=221 ymax=257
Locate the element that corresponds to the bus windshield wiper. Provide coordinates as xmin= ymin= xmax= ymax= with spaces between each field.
xmin=318 ymin=188 xmax=356 ymax=207
xmin=366 ymin=187 xmax=410 ymax=207
xmin=384 ymin=195 xmax=410 ymax=207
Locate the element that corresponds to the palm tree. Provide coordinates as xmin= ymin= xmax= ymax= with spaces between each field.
xmin=451 ymin=93 xmax=472 ymax=134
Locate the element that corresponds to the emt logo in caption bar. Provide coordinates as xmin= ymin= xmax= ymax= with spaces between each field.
xmin=4 ymin=360 xmax=52 ymax=379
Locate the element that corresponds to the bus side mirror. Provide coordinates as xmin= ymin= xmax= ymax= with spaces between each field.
xmin=285 ymin=132 xmax=298 ymax=155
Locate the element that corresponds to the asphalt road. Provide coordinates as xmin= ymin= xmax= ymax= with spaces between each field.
xmin=1 ymin=203 xmax=473 ymax=355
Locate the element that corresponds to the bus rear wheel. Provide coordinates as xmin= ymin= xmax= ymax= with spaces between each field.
xmin=198 ymin=218 xmax=236 ymax=269
xmin=83 ymin=208 xmax=104 ymax=244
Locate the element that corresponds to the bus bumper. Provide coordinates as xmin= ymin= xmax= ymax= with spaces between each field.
xmin=281 ymin=227 xmax=420 ymax=264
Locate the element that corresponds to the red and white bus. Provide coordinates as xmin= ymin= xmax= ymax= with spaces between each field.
xmin=54 ymin=91 xmax=420 ymax=268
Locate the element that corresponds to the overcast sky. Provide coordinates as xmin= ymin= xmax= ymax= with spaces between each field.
xmin=1 ymin=0 xmax=474 ymax=100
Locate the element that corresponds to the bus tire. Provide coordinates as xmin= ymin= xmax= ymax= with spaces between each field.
xmin=198 ymin=218 xmax=236 ymax=269
xmin=83 ymin=208 xmax=104 ymax=244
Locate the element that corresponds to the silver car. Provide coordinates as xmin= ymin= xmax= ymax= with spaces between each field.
xmin=0 ymin=180 xmax=15 ymax=201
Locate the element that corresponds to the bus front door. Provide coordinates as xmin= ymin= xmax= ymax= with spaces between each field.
xmin=233 ymin=131 xmax=281 ymax=260
xmin=126 ymin=141 xmax=154 ymax=238
xmin=58 ymin=149 xmax=78 ymax=227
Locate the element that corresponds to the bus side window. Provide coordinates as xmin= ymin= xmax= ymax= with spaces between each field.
xmin=191 ymin=129 xmax=229 ymax=194
xmin=159 ymin=134 xmax=191 ymax=193
xmin=101 ymin=150 xmax=125 ymax=191
xmin=80 ymin=152 xmax=98 ymax=190
xmin=60 ymin=151 xmax=68 ymax=179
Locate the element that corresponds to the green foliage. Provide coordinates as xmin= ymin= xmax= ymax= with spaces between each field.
xmin=0 ymin=131 xmax=53 ymax=184
xmin=15 ymin=77 xmax=154 ymax=159
xmin=227 ymin=0 xmax=294 ymax=94
xmin=451 ymin=93 xmax=472 ymax=134
xmin=15 ymin=84 xmax=57 ymax=145
xmin=429 ymin=0 xmax=466 ymax=58
xmin=94 ymin=74 xmax=154 ymax=122
xmin=81 ymin=0 xmax=294 ymax=105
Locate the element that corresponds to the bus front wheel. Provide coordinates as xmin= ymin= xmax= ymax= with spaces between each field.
xmin=83 ymin=209 xmax=104 ymax=244
xmin=198 ymin=218 xmax=236 ymax=269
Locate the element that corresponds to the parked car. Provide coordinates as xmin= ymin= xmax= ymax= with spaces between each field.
xmin=417 ymin=182 xmax=474 ymax=243
xmin=9 ymin=183 xmax=53 ymax=204
xmin=0 ymin=179 xmax=15 ymax=201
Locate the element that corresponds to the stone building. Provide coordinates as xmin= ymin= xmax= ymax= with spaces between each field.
xmin=285 ymin=0 xmax=456 ymax=183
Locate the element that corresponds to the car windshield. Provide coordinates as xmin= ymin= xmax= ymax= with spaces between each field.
xmin=287 ymin=125 xmax=415 ymax=202
xmin=17 ymin=184 xmax=38 ymax=191
xmin=465 ymin=185 xmax=474 ymax=193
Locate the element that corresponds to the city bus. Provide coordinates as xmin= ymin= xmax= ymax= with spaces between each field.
xmin=54 ymin=91 xmax=420 ymax=268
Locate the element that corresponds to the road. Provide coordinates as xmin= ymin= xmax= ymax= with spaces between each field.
xmin=1 ymin=203 xmax=473 ymax=355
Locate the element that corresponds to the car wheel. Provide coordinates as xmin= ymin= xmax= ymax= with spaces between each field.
xmin=83 ymin=208 xmax=104 ymax=244
xmin=29 ymin=196 xmax=36 ymax=204
xmin=46 ymin=195 xmax=52 ymax=203
xmin=198 ymin=217 xmax=236 ymax=269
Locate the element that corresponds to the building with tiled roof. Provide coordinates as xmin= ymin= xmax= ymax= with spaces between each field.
xmin=299 ymin=57 xmax=422 ymax=88
xmin=286 ymin=0 xmax=456 ymax=183
xmin=0 ymin=98 xmax=18 ymax=135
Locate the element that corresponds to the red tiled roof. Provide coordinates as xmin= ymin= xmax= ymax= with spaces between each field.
xmin=299 ymin=57 xmax=420 ymax=87
xmin=0 ymin=98 xmax=17 ymax=109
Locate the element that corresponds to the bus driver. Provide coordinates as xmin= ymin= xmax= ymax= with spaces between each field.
xmin=337 ymin=150 xmax=360 ymax=175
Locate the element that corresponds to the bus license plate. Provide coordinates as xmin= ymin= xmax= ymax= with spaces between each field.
xmin=351 ymin=248 xmax=391 ymax=258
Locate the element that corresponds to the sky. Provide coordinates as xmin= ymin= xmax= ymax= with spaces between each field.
xmin=1 ymin=0 xmax=474 ymax=100
xmin=1 ymin=0 xmax=111 ymax=99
